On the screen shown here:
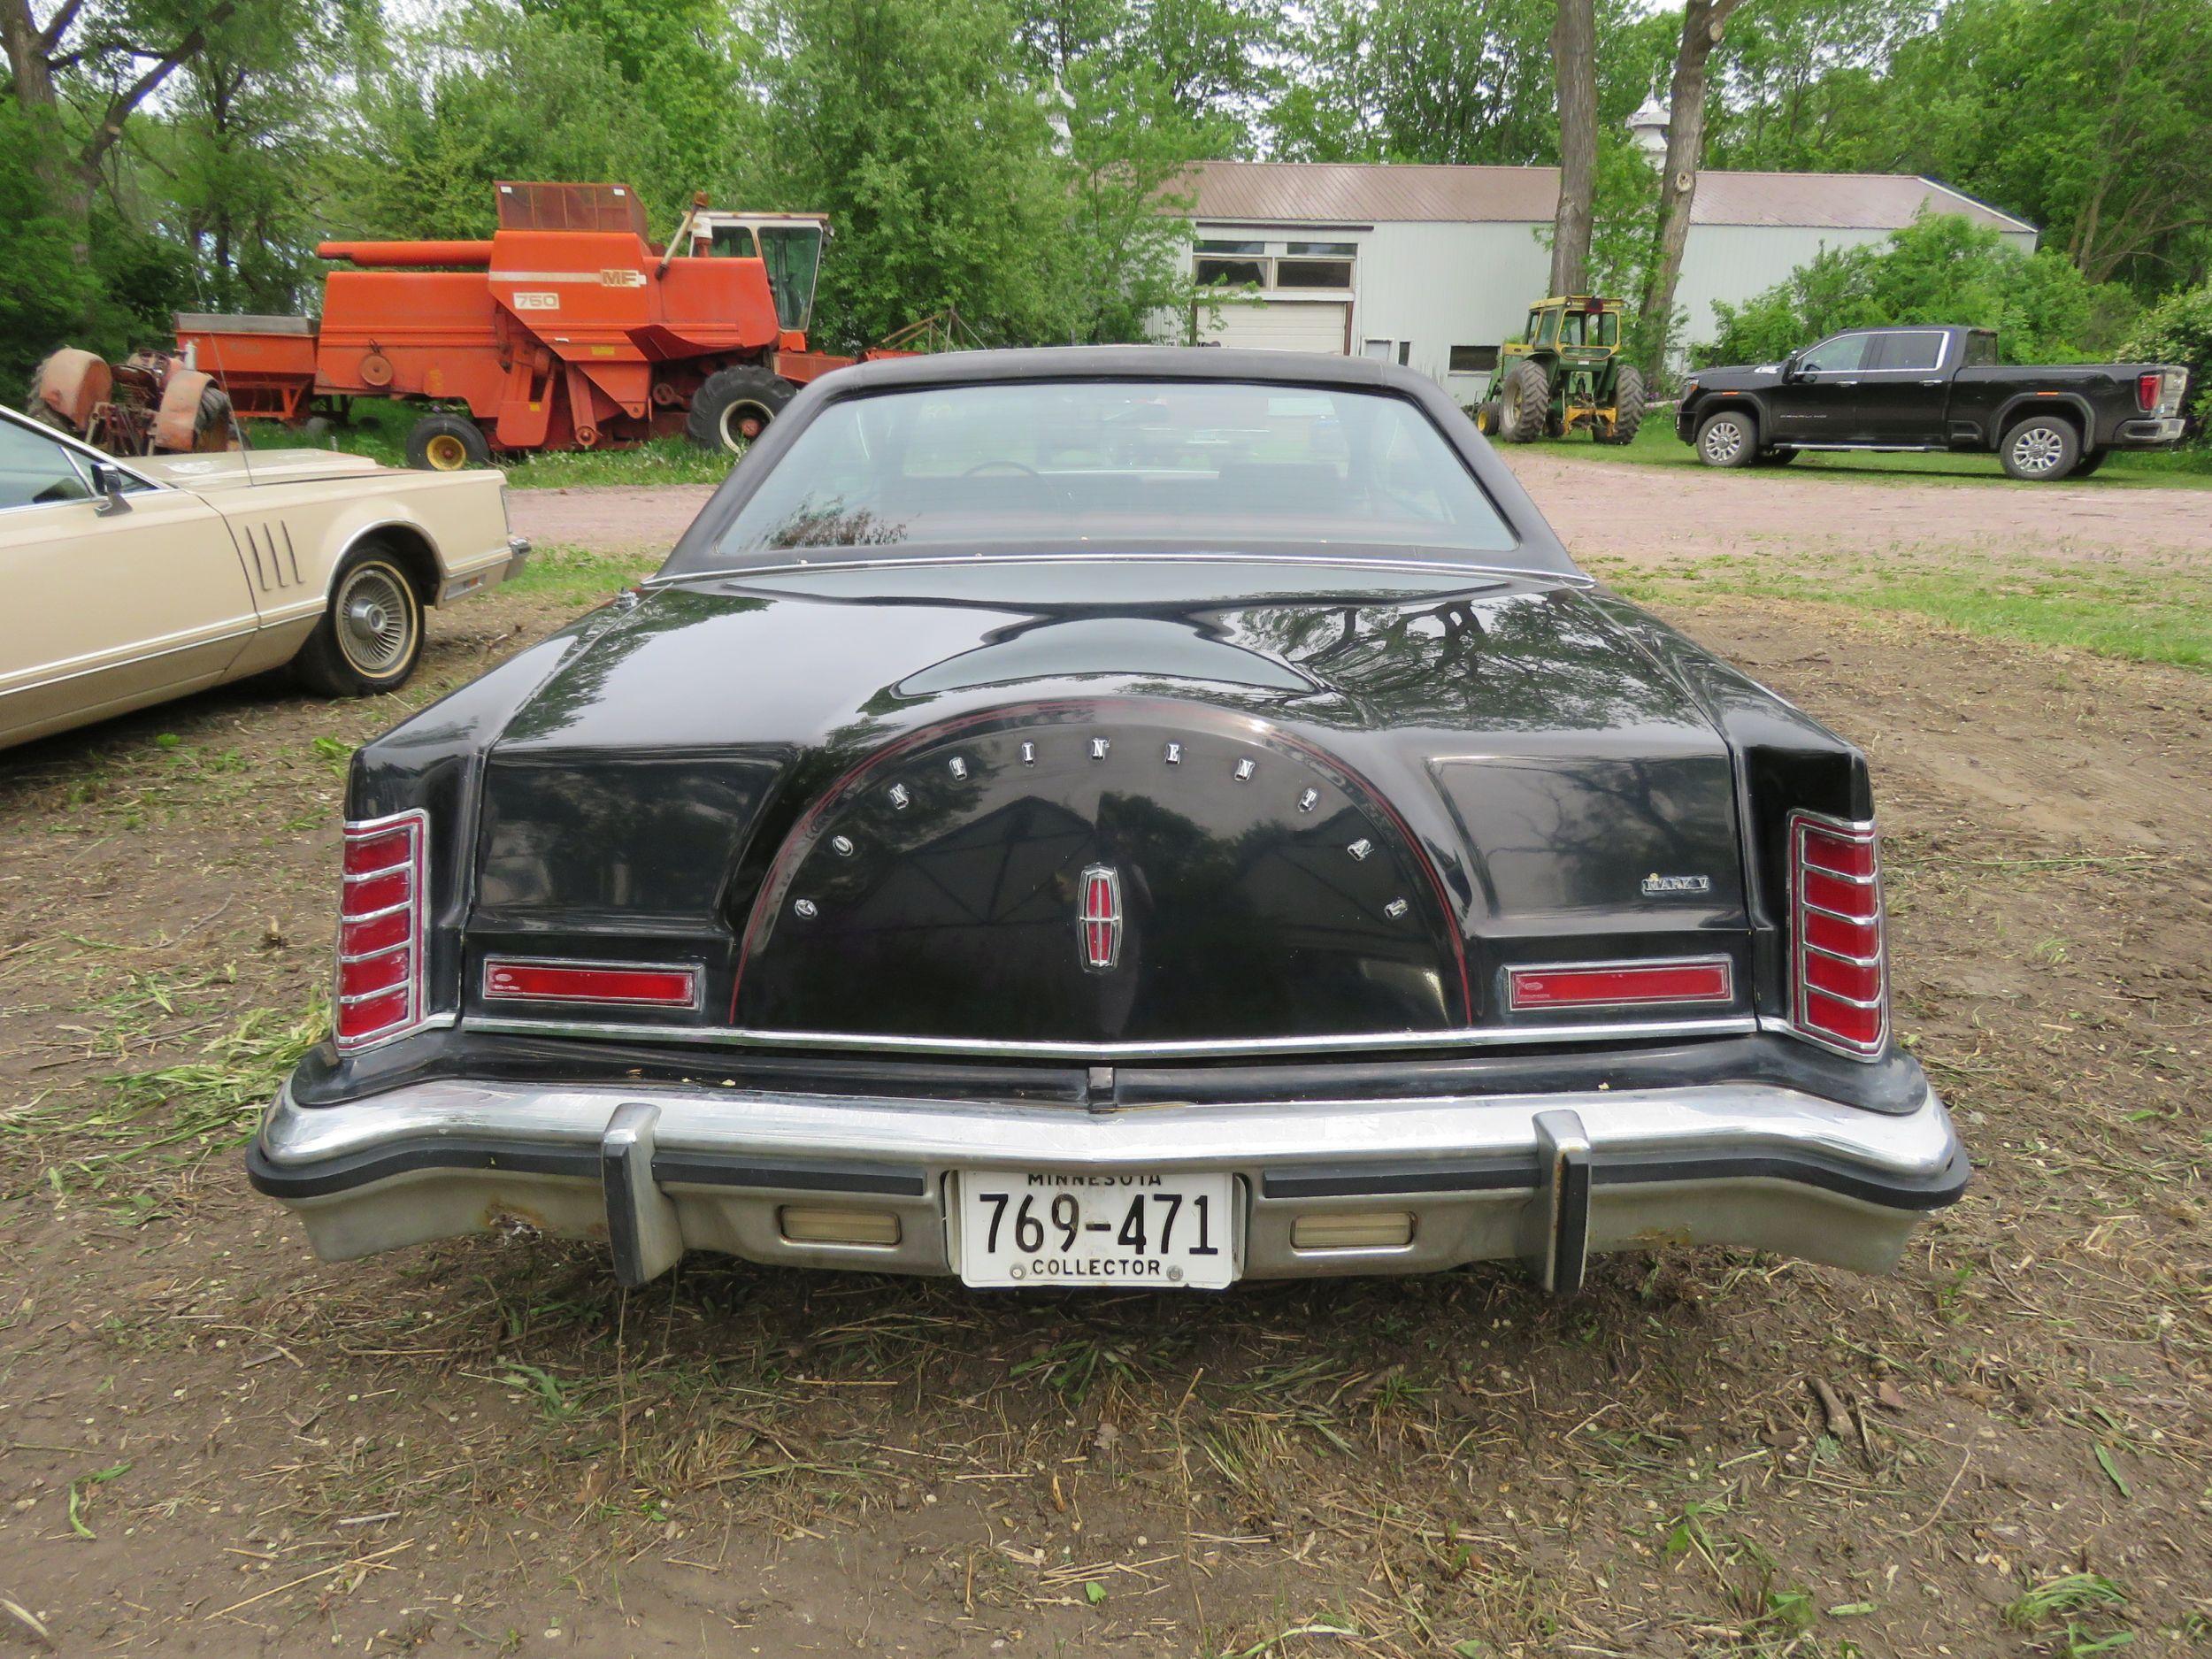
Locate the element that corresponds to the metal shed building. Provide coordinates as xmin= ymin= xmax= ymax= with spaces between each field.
xmin=1174 ymin=160 xmax=2038 ymax=395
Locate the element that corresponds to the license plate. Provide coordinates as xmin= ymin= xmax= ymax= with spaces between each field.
xmin=954 ymin=1171 xmax=1237 ymax=1289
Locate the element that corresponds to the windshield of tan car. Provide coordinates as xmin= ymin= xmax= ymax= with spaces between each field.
xmin=710 ymin=382 xmax=1517 ymax=557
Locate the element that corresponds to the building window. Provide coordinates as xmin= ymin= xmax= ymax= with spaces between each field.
xmin=1396 ymin=342 xmax=1410 ymax=365
xmin=1448 ymin=345 xmax=1500 ymax=374
xmin=1286 ymin=241 xmax=1357 ymax=257
xmin=1274 ymin=257 xmax=1354 ymax=289
xmin=1361 ymin=339 xmax=1394 ymax=361
xmin=1194 ymin=239 xmax=1265 ymax=255
xmin=1195 ymin=256 xmax=1269 ymax=288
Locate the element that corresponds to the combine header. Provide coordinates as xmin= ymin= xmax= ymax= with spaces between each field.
xmin=171 ymin=181 xmax=860 ymax=468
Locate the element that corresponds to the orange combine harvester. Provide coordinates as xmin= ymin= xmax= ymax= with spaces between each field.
xmin=172 ymin=181 xmax=864 ymax=469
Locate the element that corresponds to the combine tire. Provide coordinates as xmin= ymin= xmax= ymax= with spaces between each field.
xmin=2000 ymin=414 xmax=2080 ymax=480
xmin=1598 ymin=365 xmax=1646 ymax=445
xmin=406 ymin=413 xmax=490 ymax=472
xmin=687 ymin=365 xmax=794 ymax=454
xmin=1494 ymin=362 xmax=1550 ymax=444
xmin=1694 ymin=408 xmax=1760 ymax=468
xmin=292 ymin=542 xmax=425 ymax=698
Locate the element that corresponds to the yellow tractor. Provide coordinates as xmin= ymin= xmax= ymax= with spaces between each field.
xmin=1473 ymin=296 xmax=1646 ymax=445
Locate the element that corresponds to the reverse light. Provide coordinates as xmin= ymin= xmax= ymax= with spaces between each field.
xmin=481 ymin=959 xmax=701 ymax=1008
xmin=335 ymin=810 xmax=427 ymax=1052
xmin=1787 ymin=810 xmax=1888 ymax=1057
xmin=1291 ymin=1212 xmax=1415 ymax=1250
xmin=1507 ymin=957 xmax=1733 ymax=1012
xmin=780 ymin=1206 xmax=902 ymax=1247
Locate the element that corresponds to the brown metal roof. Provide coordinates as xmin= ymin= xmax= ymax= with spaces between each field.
xmin=1181 ymin=161 xmax=2034 ymax=234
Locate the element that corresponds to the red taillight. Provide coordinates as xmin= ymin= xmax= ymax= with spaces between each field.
xmin=1507 ymin=957 xmax=1733 ymax=1012
xmin=1788 ymin=809 xmax=1887 ymax=1057
xmin=481 ymin=959 xmax=700 ymax=1008
xmin=335 ymin=810 xmax=426 ymax=1052
xmin=2137 ymin=372 xmax=2160 ymax=412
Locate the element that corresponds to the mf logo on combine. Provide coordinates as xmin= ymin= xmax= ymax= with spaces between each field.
xmin=1079 ymin=865 xmax=1123 ymax=972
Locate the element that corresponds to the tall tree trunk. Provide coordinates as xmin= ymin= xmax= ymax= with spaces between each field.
xmin=1638 ymin=0 xmax=1745 ymax=377
xmin=1548 ymin=0 xmax=1596 ymax=296
xmin=4 ymin=0 xmax=236 ymax=267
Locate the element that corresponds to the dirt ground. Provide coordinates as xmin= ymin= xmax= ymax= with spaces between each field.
xmin=3 ymin=460 xmax=2209 ymax=1657
xmin=503 ymin=449 xmax=2212 ymax=572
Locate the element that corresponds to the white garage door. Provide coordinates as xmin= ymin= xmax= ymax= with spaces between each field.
xmin=1198 ymin=299 xmax=1350 ymax=355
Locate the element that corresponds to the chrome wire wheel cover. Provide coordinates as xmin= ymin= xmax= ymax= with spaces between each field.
xmin=335 ymin=565 xmax=414 ymax=675
xmin=2009 ymin=425 xmax=2066 ymax=474
xmin=1702 ymin=419 xmax=1747 ymax=463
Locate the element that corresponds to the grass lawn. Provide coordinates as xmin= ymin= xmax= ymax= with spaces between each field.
xmin=1510 ymin=407 xmax=2212 ymax=488
xmin=249 ymin=398 xmax=735 ymax=489
xmin=1596 ymin=549 xmax=2212 ymax=670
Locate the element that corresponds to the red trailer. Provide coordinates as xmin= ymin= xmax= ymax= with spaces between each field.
xmin=175 ymin=181 xmax=855 ymax=468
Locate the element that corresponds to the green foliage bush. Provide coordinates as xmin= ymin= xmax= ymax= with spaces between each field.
xmin=1700 ymin=215 xmax=2132 ymax=369
xmin=2120 ymin=285 xmax=2212 ymax=438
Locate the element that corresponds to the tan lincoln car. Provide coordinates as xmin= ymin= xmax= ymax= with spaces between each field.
xmin=0 ymin=403 xmax=528 ymax=751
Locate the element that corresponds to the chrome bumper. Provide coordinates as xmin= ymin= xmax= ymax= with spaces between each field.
xmin=250 ymin=1075 xmax=1965 ymax=1291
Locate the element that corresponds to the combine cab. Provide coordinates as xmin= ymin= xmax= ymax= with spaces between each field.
xmin=169 ymin=181 xmax=858 ymax=468
xmin=1474 ymin=296 xmax=1646 ymax=446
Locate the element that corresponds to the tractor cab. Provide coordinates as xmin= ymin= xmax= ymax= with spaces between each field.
xmin=1477 ymin=295 xmax=1645 ymax=447
xmin=690 ymin=212 xmax=828 ymax=334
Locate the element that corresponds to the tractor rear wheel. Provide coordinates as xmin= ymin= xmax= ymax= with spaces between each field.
xmin=687 ymin=365 xmax=795 ymax=455
xmin=406 ymin=413 xmax=490 ymax=472
xmin=1494 ymin=362 xmax=1549 ymax=444
xmin=1599 ymin=365 xmax=1646 ymax=445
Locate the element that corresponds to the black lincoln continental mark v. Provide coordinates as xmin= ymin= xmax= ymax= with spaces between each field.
xmin=250 ymin=349 xmax=1966 ymax=1294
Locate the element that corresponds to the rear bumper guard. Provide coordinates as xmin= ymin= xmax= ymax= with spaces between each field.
xmin=249 ymin=1075 xmax=1967 ymax=1291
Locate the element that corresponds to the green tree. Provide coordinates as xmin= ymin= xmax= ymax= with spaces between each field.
xmin=329 ymin=2 xmax=688 ymax=240
xmin=2121 ymin=284 xmax=2212 ymax=434
xmin=1701 ymin=212 xmax=2128 ymax=368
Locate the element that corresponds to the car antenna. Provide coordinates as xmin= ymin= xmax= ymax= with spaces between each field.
xmin=189 ymin=326 xmax=257 ymax=488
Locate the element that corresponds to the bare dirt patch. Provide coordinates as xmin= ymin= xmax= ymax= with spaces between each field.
xmin=1497 ymin=449 xmax=2212 ymax=575
xmin=1 ymin=501 xmax=2208 ymax=1654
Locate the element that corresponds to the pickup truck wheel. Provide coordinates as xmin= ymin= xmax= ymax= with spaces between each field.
xmin=1759 ymin=448 xmax=1800 ymax=465
xmin=1695 ymin=409 xmax=1759 ymax=467
xmin=406 ymin=413 xmax=490 ymax=472
xmin=292 ymin=545 xmax=425 ymax=698
xmin=2000 ymin=415 xmax=2080 ymax=480
xmin=1495 ymin=362 xmax=1549 ymax=444
xmin=687 ymin=365 xmax=795 ymax=454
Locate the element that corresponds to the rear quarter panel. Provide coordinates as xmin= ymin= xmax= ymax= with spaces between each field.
xmin=209 ymin=469 xmax=513 ymax=675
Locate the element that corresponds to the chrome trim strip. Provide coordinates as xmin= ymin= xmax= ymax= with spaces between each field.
xmin=654 ymin=552 xmax=1595 ymax=592
xmin=1801 ymin=895 xmax=1884 ymax=925
xmin=1804 ymin=941 xmax=1883 ymax=969
xmin=457 ymin=1011 xmax=1762 ymax=1060
xmin=337 ymin=940 xmax=410 ymax=965
xmin=339 ymin=898 xmax=413 ymax=926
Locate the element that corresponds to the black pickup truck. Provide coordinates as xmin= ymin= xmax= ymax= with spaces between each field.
xmin=1676 ymin=325 xmax=2189 ymax=480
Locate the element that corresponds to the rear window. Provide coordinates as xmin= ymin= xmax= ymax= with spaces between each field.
xmin=712 ymin=381 xmax=1517 ymax=557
